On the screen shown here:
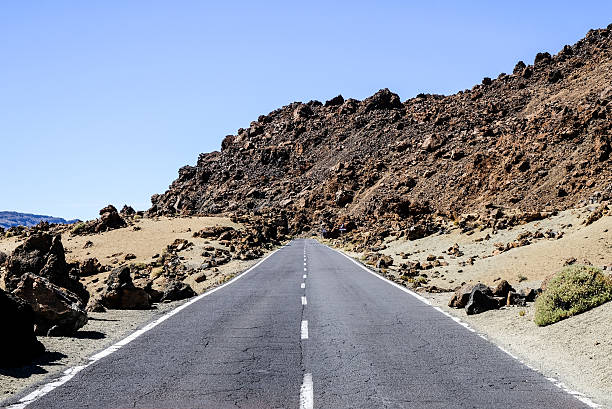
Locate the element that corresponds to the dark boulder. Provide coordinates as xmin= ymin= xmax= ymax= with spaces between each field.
xmin=513 ymin=60 xmax=526 ymax=74
xmin=143 ymin=281 xmax=164 ymax=303
xmin=98 ymin=205 xmax=127 ymax=232
xmin=293 ymin=104 xmax=313 ymax=120
xmin=0 ymin=288 xmax=46 ymax=367
xmin=72 ymin=205 xmax=128 ymax=235
xmin=465 ymin=284 xmax=501 ymax=315
xmin=520 ymin=288 xmax=539 ymax=302
xmin=534 ymin=52 xmax=552 ymax=66
xmin=4 ymin=233 xmax=89 ymax=304
xmin=492 ymin=280 xmax=515 ymax=299
xmin=362 ymin=88 xmax=403 ymax=111
xmin=324 ymin=95 xmax=345 ymax=107
xmin=99 ymin=266 xmax=151 ymax=309
xmin=506 ymin=291 xmax=527 ymax=307
xmin=79 ymin=258 xmax=105 ymax=277
xmin=120 ymin=205 xmax=136 ymax=217
xmin=12 ymin=273 xmax=88 ymax=336
xmin=448 ymin=284 xmax=474 ymax=308
xmin=375 ymin=255 xmax=394 ymax=269
xmin=86 ymin=297 xmax=106 ymax=313
xmin=159 ymin=280 xmax=196 ymax=302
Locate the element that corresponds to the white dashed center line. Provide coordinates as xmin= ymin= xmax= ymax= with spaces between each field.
xmin=303 ymin=274 xmax=307 ymax=279
xmin=301 ymin=283 xmax=305 ymax=289
xmin=304 ymin=267 xmax=307 ymax=271
xmin=301 ymin=320 xmax=309 ymax=339
xmin=300 ymin=373 xmax=314 ymax=409
xmin=301 ymin=296 xmax=307 ymax=305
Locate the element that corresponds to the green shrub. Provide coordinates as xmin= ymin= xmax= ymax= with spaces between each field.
xmin=534 ymin=265 xmax=612 ymax=326
xmin=71 ymin=222 xmax=86 ymax=235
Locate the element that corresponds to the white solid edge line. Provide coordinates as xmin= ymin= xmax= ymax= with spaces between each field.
xmin=327 ymin=244 xmax=602 ymax=409
xmin=301 ymin=283 xmax=306 ymax=289
xmin=5 ymin=246 xmax=282 ymax=409
xmin=301 ymin=320 xmax=309 ymax=339
xmin=301 ymin=296 xmax=307 ymax=305
xmin=300 ymin=373 xmax=314 ymax=409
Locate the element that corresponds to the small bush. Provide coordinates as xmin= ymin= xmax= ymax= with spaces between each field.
xmin=534 ymin=266 xmax=612 ymax=326
xmin=517 ymin=274 xmax=527 ymax=282
xmin=71 ymin=222 xmax=86 ymax=235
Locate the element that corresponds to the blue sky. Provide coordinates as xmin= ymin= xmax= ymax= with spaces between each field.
xmin=1 ymin=1 xmax=611 ymax=220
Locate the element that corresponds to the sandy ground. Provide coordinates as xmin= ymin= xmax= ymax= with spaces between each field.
xmin=62 ymin=216 xmax=241 ymax=267
xmin=0 ymin=215 xmax=241 ymax=269
xmin=1 ymin=216 xmax=253 ymax=295
xmin=374 ymin=205 xmax=611 ymax=289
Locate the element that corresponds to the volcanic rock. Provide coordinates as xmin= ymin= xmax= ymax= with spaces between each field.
xmin=98 ymin=205 xmax=127 ymax=231
xmin=99 ymin=266 xmax=151 ymax=309
xmin=492 ymin=280 xmax=515 ymax=299
xmin=448 ymin=284 xmax=474 ymax=308
xmin=86 ymin=297 xmax=106 ymax=313
xmin=4 ymin=233 xmax=89 ymax=304
xmin=79 ymin=258 xmax=105 ymax=277
xmin=506 ymin=291 xmax=527 ymax=307
xmin=120 ymin=205 xmax=136 ymax=217
xmin=159 ymin=280 xmax=197 ymax=302
xmin=148 ymin=26 xmax=612 ymax=247
xmin=12 ymin=273 xmax=88 ymax=336
xmin=0 ymin=288 xmax=46 ymax=367
xmin=72 ymin=205 xmax=127 ymax=235
xmin=465 ymin=284 xmax=501 ymax=315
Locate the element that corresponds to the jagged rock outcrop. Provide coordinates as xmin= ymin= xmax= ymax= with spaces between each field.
xmin=149 ymin=26 xmax=612 ymax=241
xmin=159 ymin=280 xmax=196 ymax=302
xmin=120 ymin=205 xmax=136 ymax=217
xmin=4 ymin=233 xmax=89 ymax=304
xmin=12 ymin=273 xmax=88 ymax=336
xmin=72 ymin=205 xmax=127 ymax=235
xmin=79 ymin=257 xmax=106 ymax=277
xmin=465 ymin=284 xmax=503 ymax=315
xmin=99 ymin=266 xmax=151 ymax=309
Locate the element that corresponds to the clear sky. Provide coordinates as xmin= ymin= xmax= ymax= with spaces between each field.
xmin=1 ymin=1 xmax=611 ymax=220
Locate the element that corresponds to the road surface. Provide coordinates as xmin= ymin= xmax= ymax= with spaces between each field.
xmin=5 ymin=239 xmax=591 ymax=408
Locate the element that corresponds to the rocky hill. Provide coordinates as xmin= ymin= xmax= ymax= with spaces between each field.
xmin=149 ymin=26 xmax=612 ymax=239
xmin=0 ymin=211 xmax=79 ymax=229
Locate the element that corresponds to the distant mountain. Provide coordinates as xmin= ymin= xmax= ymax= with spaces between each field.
xmin=0 ymin=211 xmax=79 ymax=229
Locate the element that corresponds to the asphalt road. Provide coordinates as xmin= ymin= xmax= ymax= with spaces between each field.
xmin=6 ymin=239 xmax=591 ymax=409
